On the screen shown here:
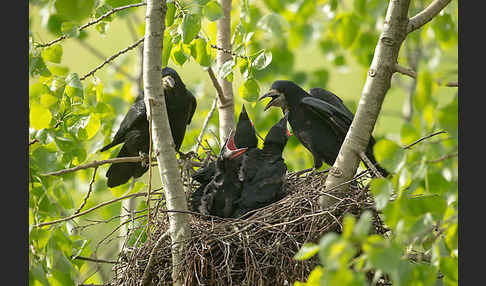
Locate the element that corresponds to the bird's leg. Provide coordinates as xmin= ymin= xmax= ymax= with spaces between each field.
xmin=139 ymin=151 xmax=149 ymax=168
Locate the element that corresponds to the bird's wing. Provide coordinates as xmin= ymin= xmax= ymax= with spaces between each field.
xmin=309 ymin=88 xmax=355 ymax=121
xmin=300 ymin=96 xmax=352 ymax=135
xmin=186 ymin=89 xmax=197 ymax=125
xmin=114 ymin=96 xmax=147 ymax=139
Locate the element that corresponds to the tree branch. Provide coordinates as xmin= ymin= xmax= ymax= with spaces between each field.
xmin=403 ymin=130 xmax=447 ymax=150
xmin=140 ymin=230 xmax=170 ymax=286
xmin=80 ymin=37 xmax=144 ymax=81
xmin=394 ymin=63 xmax=417 ymax=79
xmin=35 ymin=2 xmax=147 ymax=48
xmin=33 ymin=191 xmax=162 ymax=228
xmin=40 ymin=156 xmax=145 ymax=176
xmin=407 ymin=0 xmax=452 ymax=34
xmin=73 ymin=167 xmax=98 ymax=215
xmin=193 ymin=97 xmax=218 ymax=154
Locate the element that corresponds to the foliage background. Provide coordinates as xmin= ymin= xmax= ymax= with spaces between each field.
xmin=28 ymin=0 xmax=458 ymax=285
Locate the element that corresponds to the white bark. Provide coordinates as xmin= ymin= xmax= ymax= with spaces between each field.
xmin=142 ymin=0 xmax=190 ymax=284
xmin=216 ymin=0 xmax=235 ymax=146
xmin=321 ymin=0 xmax=451 ymax=210
xmin=321 ymin=0 xmax=412 ymax=208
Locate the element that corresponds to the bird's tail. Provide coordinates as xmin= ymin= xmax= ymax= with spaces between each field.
xmin=99 ymin=141 xmax=118 ymax=153
xmin=105 ymin=144 xmax=148 ymax=188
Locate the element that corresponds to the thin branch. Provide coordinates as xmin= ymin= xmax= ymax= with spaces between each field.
xmin=426 ymin=151 xmax=458 ymax=163
xmin=73 ymin=167 xmax=98 ymax=215
xmin=207 ymin=67 xmax=226 ymax=104
xmin=407 ymin=0 xmax=452 ymax=34
xmin=140 ymin=230 xmax=170 ymax=286
xmin=35 ymin=2 xmax=147 ymax=48
xmin=74 ymin=256 xmax=118 ymax=264
xmin=76 ymin=39 xmax=138 ymax=82
xmin=359 ymin=151 xmax=383 ymax=178
xmin=193 ymin=97 xmax=218 ymax=153
xmin=403 ymin=130 xmax=447 ymax=150
xmin=40 ymin=156 xmax=145 ymax=176
xmin=29 ymin=139 xmax=39 ymax=146
xmin=80 ymin=37 xmax=145 ymax=81
xmin=445 ymin=81 xmax=458 ymax=87
xmin=33 ymin=191 xmax=162 ymax=228
xmin=394 ymin=63 xmax=417 ymax=79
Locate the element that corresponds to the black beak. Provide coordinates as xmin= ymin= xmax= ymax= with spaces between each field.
xmin=259 ymin=89 xmax=285 ymax=111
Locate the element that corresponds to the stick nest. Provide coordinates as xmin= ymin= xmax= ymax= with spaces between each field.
xmin=111 ymin=170 xmax=384 ymax=286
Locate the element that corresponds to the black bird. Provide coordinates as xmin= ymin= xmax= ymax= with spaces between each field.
xmin=100 ymin=67 xmax=197 ymax=188
xmin=192 ymin=134 xmax=248 ymax=217
xmin=259 ymin=80 xmax=388 ymax=177
xmin=232 ymin=114 xmax=290 ymax=218
xmin=191 ymin=104 xmax=258 ymax=186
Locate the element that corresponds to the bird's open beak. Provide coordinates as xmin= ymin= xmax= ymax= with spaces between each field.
xmin=224 ymin=147 xmax=248 ymax=160
xmin=259 ymin=89 xmax=285 ymax=111
xmin=162 ymin=75 xmax=175 ymax=89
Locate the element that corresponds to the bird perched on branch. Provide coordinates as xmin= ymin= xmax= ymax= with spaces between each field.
xmin=259 ymin=80 xmax=388 ymax=177
xmin=100 ymin=67 xmax=197 ymax=188
xmin=191 ymin=133 xmax=248 ymax=217
xmin=232 ymin=114 xmax=290 ymax=218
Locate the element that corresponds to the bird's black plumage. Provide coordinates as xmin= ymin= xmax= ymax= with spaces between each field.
xmin=232 ymin=115 xmax=290 ymax=218
xmin=259 ymin=80 xmax=388 ymax=177
xmin=192 ymin=135 xmax=248 ymax=217
xmin=100 ymin=67 xmax=197 ymax=188
xmin=190 ymin=105 xmax=258 ymax=214
xmin=191 ymin=104 xmax=258 ymax=185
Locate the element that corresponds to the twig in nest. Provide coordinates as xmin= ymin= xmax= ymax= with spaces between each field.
xmin=74 ymin=256 xmax=118 ymax=264
xmin=359 ymin=152 xmax=383 ymax=178
xmin=140 ymin=230 xmax=170 ymax=286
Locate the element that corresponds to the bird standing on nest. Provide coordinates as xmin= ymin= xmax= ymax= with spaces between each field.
xmin=232 ymin=114 xmax=290 ymax=218
xmin=100 ymin=67 xmax=197 ymax=188
xmin=259 ymin=80 xmax=389 ymax=178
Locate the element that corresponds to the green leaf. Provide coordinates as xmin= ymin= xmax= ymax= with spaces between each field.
xmin=166 ymin=1 xmax=176 ymax=27
xmin=341 ymin=215 xmax=355 ymax=240
xmin=29 ymin=55 xmax=51 ymax=77
xmin=171 ymin=43 xmax=188 ymax=66
xmin=400 ymin=122 xmax=421 ymax=146
xmin=40 ymin=93 xmax=58 ymax=108
xmin=440 ymin=257 xmax=458 ymax=282
xmin=65 ymin=73 xmax=83 ymax=99
xmin=374 ymin=139 xmax=406 ymax=173
xmin=30 ymin=102 xmax=52 ymax=130
xmin=353 ymin=0 xmax=367 ymax=15
xmin=61 ymin=22 xmax=79 ymax=38
xmin=334 ymin=13 xmax=360 ymax=48
xmin=257 ymin=13 xmax=289 ymax=35
xmin=294 ymin=243 xmax=320 ymax=261
xmin=437 ymin=96 xmax=458 ymax=137
xmin=367 ymin=241 xmax=402 ymax=274
xmin=203 ymin=1 xmax=224 ymax=21
xmin=414 ymin=71 xmax=436 ymax=112
xmin=162 ymin=33 xmax=173 ymax=67
xmin=182 ymin=14 xmax=201 ymax=44
xmin=84 ymin=114 xmax=101 ymax=140
xmin=353 ymin=210 xmax=372 ymax=240
xmin=95 ymin=4 xmax=114 ymax=22
xmin=218 ymin=59 xmax=235 ymax=80
xmin=42 ymin=44 xmax=63 ymax=64
xmin=55 ymin=0 xmax=96 ymax=22
xmin=238 ymin=78 xmax=260 ymax=102
xmin=193 ymin=38 xmax=211 ymax=67
xmin=370 ymin=178 xmax=394 ymax=210
xmin=252 ymin=50 xmax=272 ymax=70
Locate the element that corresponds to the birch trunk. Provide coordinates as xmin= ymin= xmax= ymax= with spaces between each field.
xmin=321 ymin=0 xmax=412 ymax=208
xmin=142 ymin=0 xmax=190 ymax=284
xmin=321 ymin=0 xmax=451 ymax=209
xmin=216 ymin=0 xmax=235 ymax=145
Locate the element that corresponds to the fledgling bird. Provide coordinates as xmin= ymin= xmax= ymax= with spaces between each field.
xmin=192 ymin=134 xmax=248 ymax=217
xmin=232 ymin=114 xmax=290 ymax=218
xmin=100 ymin=67 xmax=197 ymax=188
xmin=191 ymin=104 xmax=258 ymax=186
xmin=259 ymin=80 xmax=388 ymax=177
